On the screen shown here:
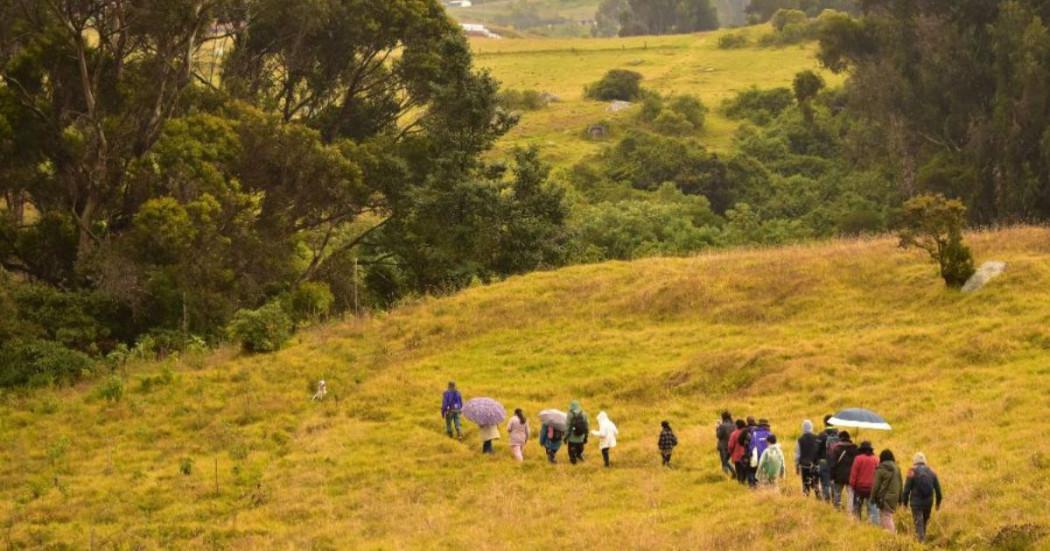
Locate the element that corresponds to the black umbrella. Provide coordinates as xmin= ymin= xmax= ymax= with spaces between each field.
xmin=828 ymin=408 xmax=892 ymax=431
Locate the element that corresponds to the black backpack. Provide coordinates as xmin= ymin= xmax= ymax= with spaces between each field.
xmin=570 ymin=413 xmax=589 ymax=438
xmin=912 ymin=467 xmax=935 ymax=499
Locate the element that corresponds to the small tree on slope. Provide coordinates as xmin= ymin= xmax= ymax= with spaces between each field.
xmin=897 ymin=193 xmax=977 ymax=288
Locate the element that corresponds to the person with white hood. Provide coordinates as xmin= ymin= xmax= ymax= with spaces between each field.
xmin=591 ymin=411 xmax=619 ymax=467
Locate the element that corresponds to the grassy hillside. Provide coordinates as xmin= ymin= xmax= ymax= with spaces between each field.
xmin=3 ymin=227 xmax=1050 ymax=549
xmin=468 ymin=27 xmax=840 ymax=167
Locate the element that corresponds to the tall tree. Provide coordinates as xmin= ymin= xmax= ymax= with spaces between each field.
xmin=619 ymin=0 xmax=720 ymax=36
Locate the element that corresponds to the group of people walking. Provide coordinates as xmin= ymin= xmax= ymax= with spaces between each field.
xmin=442 ymin=384 xmax=944 ymax=544
xmin=716 ymin=412 xmax=944 ymax=544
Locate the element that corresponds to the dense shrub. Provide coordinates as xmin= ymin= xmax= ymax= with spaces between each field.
xmin=770 ymin=9 xmax=807 ymax=31
xmin=497 ymin=89 xmax=549 ymax=111
xmin=288 ymin=282 xmax=335 ymax=323
xmin=653 ymin=111 xmax=695 ymax=136
xmin=898 ymin=194 xmax=976 ymax=288
xmin=585 ymin=70 xmax=644 ymax=101
xmin=0 ymin=338 xmax=94 ymax=388
xmin=228 ymin=302 xmax=293 ymax=353
xmin=723 ymin=87 xmax=795 ymax=125
xmin=718 ymin=33 xmax=750 ymax=49
xmin=638 ymin=94 xmax=707 ymax=136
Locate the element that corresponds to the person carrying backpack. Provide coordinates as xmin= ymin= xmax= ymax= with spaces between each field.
xmin=441 ymin=381 xmax=463 ymax=439
xmin=658 ymin=421 xmax=678 ymax=467
xmin=728 ymin=419 xmax=750 ymax=485
xmin=539 ymin=422 xmax=564 ymax=464
xmin=564 ymin=400 xmax=589 ymax=465
xmin=815 ymin=415 xmax=839 ymax=502
xmin=795 ymin=420 xmax=820 ymax=497
xmin=829 ymin=431 xmax=858 ymax=511
xmin=757 ymin=434 xmax=786 ymax=486
xmin=872 ymin=449 xmax=903 ymax=534
xmin=591 ymin=411 xmax=619 ymax=467
xmin=715 ymin=411 xmax=736 ymax=477
xmin=849 ymin=441 xmax=880 ymax=525
xmin=747 ymin=419 xmax=773 ymax=487
xmin=902 ymin=452 xmax=943 ymax=543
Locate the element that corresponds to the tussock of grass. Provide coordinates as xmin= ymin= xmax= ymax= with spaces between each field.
xmin=3 ymin=228 xmax=1050 ymax=548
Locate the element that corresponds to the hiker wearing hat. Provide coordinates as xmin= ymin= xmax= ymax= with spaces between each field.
xmin=564 ymin=400 xmax=589 ymax=465
xmin=902 ymin=452 xmax=943 ymax=543
xmin=441 ymin=381 xmax=463 ymax=439
xmin=795 ymin=420 xmax=821 ymax=497
xmin=829 ymin=431 xmax=858 ymax=511
xmin=747 ymin=419 xmax=773 ymax=487
xmin=815 ymin=415 xmax=840 ymax=502
xmin=849 ymin=441 xmax=880 ymax=525
xmin=872 ymin=449 xmax=903 ymax=534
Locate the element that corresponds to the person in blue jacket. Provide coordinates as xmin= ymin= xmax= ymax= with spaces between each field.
xmin=539 ymin=422 xmax=564 ymax=463
xmin=441 ymin=381 xmax=463 ymax=439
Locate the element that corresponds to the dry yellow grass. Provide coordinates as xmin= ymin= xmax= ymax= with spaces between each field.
xmin=2 ymin=228 xmax=1050 ymax=549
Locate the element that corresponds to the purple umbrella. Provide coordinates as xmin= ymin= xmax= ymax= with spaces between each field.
xmin=462 ymin=397 xmax=506 ymax=426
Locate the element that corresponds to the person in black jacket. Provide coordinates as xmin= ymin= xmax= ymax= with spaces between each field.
xmin=829 ymin=431 xmax=858 ymax=512
xmin=814 ymin=415 xmax=839 ymax=503
xmin=715 ymin=411 xmax=736 ymax=477
xmin=795 ymin=419 xmax=820 ymax=497
xmin=902 ymin=452 xmax=944 ymax=543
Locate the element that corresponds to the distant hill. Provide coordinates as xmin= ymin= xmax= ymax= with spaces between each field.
xmin=4 ymin=227 xmax=1049 ymax=548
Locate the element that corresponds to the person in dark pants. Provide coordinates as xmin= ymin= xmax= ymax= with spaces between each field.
xmin=715 ymin=411 xmax=736 ymax=477
xmin=830 ymin=431 xmax=858 ymax=511
xmin=795 ymin=419 xmax=821 ymax=497
xmin=902 ymin=452 xmax=943 ymax=544
xmin=441 ymin=381 xmax=463 ymax=439
xmin=728 ymin=419 xmax=750 ymax=484
xmin=815 ymin=415 xmax=839 ymax=502
xmin=564 ymin=400 xmax=589 ymax=464
xmin=658 ymin=421 xmax=678 ymax=467
xmin=539 ymin=422 xmax=564 ymax=463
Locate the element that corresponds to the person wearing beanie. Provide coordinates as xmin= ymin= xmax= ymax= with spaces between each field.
xmin=728 ymin=419 xmax=750 ymax=485
xmin=795 ymin=420 xmax=820 ymax=497
xmin=757 ymin=434 xmax=786 ymax=485
xmin=829 ymin=431 xmax=858 ymax=511
xmin=815 ymin=414 xmax=840 ymax=502
xmin=715 ymin=411 xmax=736 ymax=477
xmin=872 ymin=449 xmax=904 ymax=534
xmin=902 ymin=452 xmax=944 ymax=543
xmin=849 ymin=441 xmax=880 ymax=525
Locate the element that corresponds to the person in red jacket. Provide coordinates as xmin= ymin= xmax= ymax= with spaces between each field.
xmin=726 ymin=419 xmax=749 ymax=485
xmin=849 ymin=441 xmax=880 ymax=525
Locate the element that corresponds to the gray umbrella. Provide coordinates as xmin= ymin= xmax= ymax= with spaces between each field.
xmin=829 ymin=408 xmax=892 ymax=431
xmin=538 ymin=409 xmax=567 ymax=431
xmin=462 ymin=397 xmax=506 ymax=426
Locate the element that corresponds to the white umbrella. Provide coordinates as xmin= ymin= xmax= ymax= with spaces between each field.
xmin=829 ymin=408 xmax=892 ymax=431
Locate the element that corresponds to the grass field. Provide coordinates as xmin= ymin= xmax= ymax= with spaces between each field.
xmin=3 ymin=227 xmax=1050 ymax=549
xmin=468 ymin=27 xmax=840 ymax=167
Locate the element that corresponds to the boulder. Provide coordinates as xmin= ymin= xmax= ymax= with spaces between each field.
xmin=962 ymin=261 xmax=1006 ymax=293
xmin=607 ymin=100 xmax=632 ymax=113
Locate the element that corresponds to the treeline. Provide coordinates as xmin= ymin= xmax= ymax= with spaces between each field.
xmin=595 ymin=0 xmax=720 ymax=37
xmin=0 ymin=0 xmax=568 ymax=386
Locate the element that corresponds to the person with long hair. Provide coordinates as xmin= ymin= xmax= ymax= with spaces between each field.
xmin=507 ymin=409 xmax=530 ymax=462
xmin=872 ymin=449 xmax=903 ymax=534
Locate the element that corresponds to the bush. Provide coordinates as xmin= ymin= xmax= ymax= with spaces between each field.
xmin=228 ymin=302 xmax=293 ymax=353
xmin=667 ymin=96 xmax=707 ymax=129
xmin=770 ymin=9 xmax=808 ymax=31
xmin=95 ymin=375 xmax=124 ymax=403
xmin=496 ymin=88 xmax=549 ymax=111
xmin=723 ymin=87 xmax=795 ymax=125
xmin=287 ymin=282 xmax=335 ymax=323
xmin=718 ymin=33 xmax=749 ymax=49
xmin=0 ymin=338 xmax=94 ymax=388
xmin=585 ymin=69 xmax=644 ymax=101
xmin=897 ymin=193 xmax=977 ymax=288
xmin=653 ymin=111 xmax=694 ymax=136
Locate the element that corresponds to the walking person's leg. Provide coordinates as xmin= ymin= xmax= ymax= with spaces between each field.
xmin=912 ymin=506 xmax=927 ymax=543
xmin=445 ymin=414 xmax=453 ymax=437
xmin=880 ymin=508 xmax=896 ymax=534
xmin=453 ymin=413 xmax=462 ymax=438
xmin=868 ymin=499 xmax=880 ymax=526
xmin=602 ymin=447 xmax=610 ymax=467
xmin=511 ymin=444 xmax=523 ymax=461
xmin=819 ymin=461 xmax=832 ymax=502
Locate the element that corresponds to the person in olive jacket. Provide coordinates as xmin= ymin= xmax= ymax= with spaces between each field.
xmin=872 ymin=449 xmax=903 ymax=534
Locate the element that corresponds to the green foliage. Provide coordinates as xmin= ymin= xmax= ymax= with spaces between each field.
xmin=718 ymin=33 xmax=750 ymax=49
xmin=180 ymin=457 xmax=194 ymax=476
xmin=288 ymin=282 xmax=335 ymax=324
xmin=639 ymin=93 xmax=707 ymax=135
xmin=746 ymin=0 xmax=859 ymax=23
xmin=722 ymin=87 xmax=796 ymax=125
xmin=0 ymin=339 xmax=94 ymax=388
xmin=898 ymin=194 xmax=977 ymax=288
xmin=653 ymin=111 xmax=696 ymax=136
xmin=228 ymin=303 xmax=294 ymax=354
xmin=771 ymin=8 xmax=808 ymax=31
xmin=497 ymin=89 xmax=550 ymax=111
xmin=95 ymin=376 xmax=125 ymax=403
xmin=585 ymin=70 xmax=644 ymax=101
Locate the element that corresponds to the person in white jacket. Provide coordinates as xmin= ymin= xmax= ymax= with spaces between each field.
xmin=591 ymin=411 xmax=619 ymax=467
